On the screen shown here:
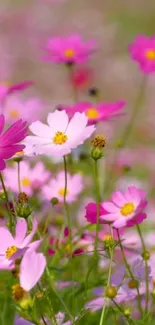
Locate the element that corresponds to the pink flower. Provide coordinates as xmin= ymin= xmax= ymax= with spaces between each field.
xmin=44 ymin=34 xmax=96 ymax=64
xmin=42 ymin=171 xmax=83 ymax=203
xmin=0 ymin=81 xmax=33 ymax=104
xmin=101 ymin=186 xmax=147 ymax=228
xmin=1 ymin=95 xmax=43 ymax=124
xmin=20 ymin=248 xmax=46 ymax=291
xmin=0 ymin=114 xmax=28 ymax=170
xmin=129 ymin=35 xmax=155 ymax=73
xmin=71 ymin=67 xmax=93 ymax=89
xmin=62 ymin=100 xmax=126 ymax=124
xmin=24 ymin=110 xmax=95 ymax=157
xmin=85 ymin=202 xmax=108 ymax=224
xmin=0 ymin=218 xmax=39 ymax=270
xmin=4 ymin=161 xmax=50 ymax=195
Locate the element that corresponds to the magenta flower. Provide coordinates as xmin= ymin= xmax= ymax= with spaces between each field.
xmin=62 ymin=100 xmax=126 ymax=125
xmin=43 ymin=170 xmax=83 ymax=203
xmin=24 ymin=110 xmax=95 ymax=157
xmin=0 ymin=114 xmax=28 ymax=170
xmin=44 ymin=34 xmax=96 ymax=64
xmin=0 ymin=81 xmax=33 ymax=103
xmin=101 ymin=186 xmax=147 ymax=228
xmin=0 ymin=218 xmax=39 ymax=270
xmin=129 ymin=35 xmax=155 ymax=73
xmin=20 ymin=248 xmax=46 ymax=291
xmin=85 ymin=202 xmax=108 ymax=224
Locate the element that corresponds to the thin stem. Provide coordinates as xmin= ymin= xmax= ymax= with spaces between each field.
xmin=99 ymin=227 xmax=114 ymax=325
xmin=136 ymin=224 xmax=149 ymax=314
xmin=117 ymin=229 xmax=143 ymax=317
xmin=67 ymin=64 xmax=78 ymax=102
xmin=17 ymin=161 xmax=21 ymax=193
xmin=112 ymin=299 xmax=136 ymax=325
xmin=0 ymin=172 xmax=13 ymax=228
xmin=94 ymin=159 xmax=100 ymax=258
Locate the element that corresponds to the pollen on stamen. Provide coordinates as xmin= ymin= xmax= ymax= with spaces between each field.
xmin=121 ymin=203 xmax=135 ymax=217
xmin=53 ymin=131 xmax=68 ymax=145
xmin=5 ymin=246 xmax=17 ymax=259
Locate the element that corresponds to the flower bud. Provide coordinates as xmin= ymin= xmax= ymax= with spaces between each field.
xmin=15 ymin=202 xmax=32 ymax=219
xmin=105 ymin=285 xmax=117 ymax=299
xmin=91 ymin=135 xmax=106 ymax=148
xmin=19 ymin=297 xmax=33 ymax=310
xmin=51 ymin=197 xmax=59 ymax=206
xmin=18 ymin=192 xmax=29 ymax=203
xmin=88 ymin=87 xmax=99 ymax=97
xmin=142 ymin=250 xmax=150 ymax=261
xmin=124 ymin=308 xmax=131 ymax=316
xmin=91 ymin=147 xmax=103 ymax=161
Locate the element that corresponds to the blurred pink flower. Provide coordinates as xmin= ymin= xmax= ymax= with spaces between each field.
xmin=129 ymin=35 xmax=155 ymax=74
xmin=4 ymin=161 xmax=50 ymax=195
xmin=1 ymin=95 xmax=43 ymax=124
xmin=85 ymin=202 xmax=108 ymax=224
xmin=0 ymin=218 xmax=38 ymax=270
xmin=0 ymin=81 xmax=33 ymax=104
xmin=24 ymin=110 xmax=95 ymax=157
xmin=101 ymin=186 xmax=147 ymax=228
xmin=44 ymin=34 xmax=96 ymax=64
xmin=62 ymin=100 xmax=126 ymax=124
xmin=71 ymin=67 xmax=93 ymax=89
xmin=43 ymin=170 xmax=83 ymax=203
xmin=20 ymin=248 xmax=46 ymax=291
xmin=0 ymin=115 xmax=28 ymax=170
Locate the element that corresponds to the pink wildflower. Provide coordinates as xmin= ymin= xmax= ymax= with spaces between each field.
xmin=44 ymin=34 xmax=96 ymax=64
xmin=129 ymin=35 xmax=155 ymax=73
xmin=0 ymin=114 xmax=28 ymax=170
xmin=85 ymin=202 xmax=108 ymax=224
xmin=24 ymin=110 xmax=95 ymax=157
xmin=0 ymin=218 xmax=39 ymax=270
xmin=62 ymin=100 xmax=126 ymax=124
xmin=101 ymin=186 xmax=147 ymax=228
xmin=0 ymin=81 xmax=33 ymax=104
xmin=4 ymin=161 xmax=50 ymax=195
xmin=43 ymin=171 xmax=83 ymax=203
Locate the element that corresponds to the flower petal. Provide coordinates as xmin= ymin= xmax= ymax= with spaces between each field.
xmin=0 ymin=227 xmax=14 ymax=253
xmin=15 ymin=218 xmax=27 ymax=246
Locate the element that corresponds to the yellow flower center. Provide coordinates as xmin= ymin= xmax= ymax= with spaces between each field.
xmin=103 ymin=234 xmax=112 ymax=241
xmin=64 ymin=48 xmax=75 ymax=59
xmin=145 ymin=49 xmax=155 ymax=60
xmin=53 ymin=131 xmax=68 ymax=145
xmin=86 ymin=108 xmax=99 ymax=119
xmin=121 ymin=203 xmax=135 ymax=217
xmin=9 ymin=109 xmax=19 ymax=119
xmin=58 ymin=188 xmax=69 ymax=196
xmin=14 ymin=151 xmax=24 ymax=157
xmin=5 ymin=245 xmax=17 ymax=259
xmin=22 ymin=178 xmax=31 ymax=187
xmin=12 ymin=284 xmax=26 ymax=301
xmin=128 ymin=279 xmax=139 ymax=289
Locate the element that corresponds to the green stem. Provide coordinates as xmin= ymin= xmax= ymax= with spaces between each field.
xmin=17 ymin=161 xmax=21 ymax=193
xmin=0 ymin=172 xmax=13 ymax=228
xmin=67 ymin=64 xmax=78 ymax=102
xmin=94 ymin=159 xmax=100 ymax=258
xmin=112 ymin=299 xmax=136 ymax=325
xmin=117 ymin=230 xmax=143 ymax=317
xmin=136 ymin=224 xmax=149 ymax=314
xmin=99 ymin=227 xmax=114 ymax=325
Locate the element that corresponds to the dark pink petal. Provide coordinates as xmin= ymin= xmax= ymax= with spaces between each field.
xmin=0 ymin=159 xmax=6 ymax=170
xmin=0 ymin=145 xmax=25 ymax=159
xmin=0 ymin=115 xmax=5 ymax=135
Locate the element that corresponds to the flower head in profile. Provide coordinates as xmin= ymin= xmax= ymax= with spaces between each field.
xmin=4 ymin=161 xmax=50 ymax=195
xmin=24 ymin=110 xmax=95 ymax=157
xmin=62 ymin=100 xmax=126 ymax=125
xmin=1 ymin=95 xmax=43 ymax=124
xmin=43 ymin=171 xmax=83 ymax=203
xmin=101 ymin=186 xmax=147 ymax=228
xmin=44 ymin=34 xmax=96 ymax=64
xmin=129 ymin=35 xmax=155 ymax=73
xmin=0 ymin=81 xmax=33 ymax=104
xmin=0 ymin=114 xmax=28 ymax=170
xmin=0 ymin=218 xmax=39 ymax=270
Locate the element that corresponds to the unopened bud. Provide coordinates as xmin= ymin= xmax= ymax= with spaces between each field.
xmin=15 ymin=202 xmax=32 ymax=219
xmin=18 ymin=192 xmax=29 ymax=203
xmin=88 ymin=87 xmax=99 ymax=97
xmin=91 ymin=147 xmax=103 ymax=161
xmin=51 ymin=197 xmax=59 ymax=206
xmin=105 ymin=285 xmax=117 ymax=299
xmin=92 ymin=135 xmax=106 ymax=148
xmin=124 ymin=308 xmax=131 ymax=316
xmin=142 ymin=250 xmax=150 ymax=261
xmin=19 ymin=297 xmax=33 ymax=310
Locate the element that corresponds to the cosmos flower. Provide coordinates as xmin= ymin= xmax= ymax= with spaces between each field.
xmin=129 ymin=35 xmax=155 ymax=73
xmin=0 ymin=218 xmax=39 ymax=270
xmin=0 ymin=81 xmax=33 ymax=104
xmin=14 ymin=312 xmax=71 ymax=325
xmin=1 ymin=95 xmax=43 ymax=124
xmin=85 ymin=202 xmax=108 ymax=224
xmin=71 ymin=67 xmax=93 ymax=89
xmin=24 ymin=110 xmax=95 ymax=157
xmin=62 ymin=100 xmax=126 ymax=124
xmin=4 ymin=161 xmax=50 ymax=195
xmin=0 ymin=114 xmax=28 ymax=170
xmin=42 ymin=171 xmax=83 ymax=203
xmin=44 ymin=34 xmax=96 ymax=64
xmin=19 ymin=248 xmax=46 ymax=291
xmin=100 ymin=186 xmax=147 ymax=228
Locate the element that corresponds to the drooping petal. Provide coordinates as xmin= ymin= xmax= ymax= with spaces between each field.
xmin=15 ymin=218 xmax=27 ymax=246
xmin=20 ymin=249 xmax=46 ymax=291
